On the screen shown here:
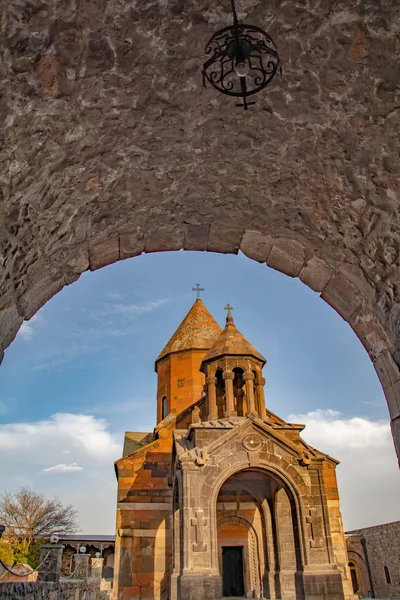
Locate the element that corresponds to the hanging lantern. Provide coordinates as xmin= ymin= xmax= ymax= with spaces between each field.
xmin=203 ymin=0 xmax=280 ymax=110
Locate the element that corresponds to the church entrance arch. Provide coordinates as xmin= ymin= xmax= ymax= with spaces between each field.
xmin=215 ymin=468 xmax=303 ymax=600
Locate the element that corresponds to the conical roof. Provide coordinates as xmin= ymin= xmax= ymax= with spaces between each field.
xmin=202 ymin=312 xmax=266 ymax=365
xmin=156 ymin=298 xmax=222 ymax=363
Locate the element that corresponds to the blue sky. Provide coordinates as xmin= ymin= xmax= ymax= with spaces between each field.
xmin=0 ymin=251 xmax=399 ymax=533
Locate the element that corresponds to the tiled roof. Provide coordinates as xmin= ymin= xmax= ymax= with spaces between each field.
xmin=156 ymin=298 xmax=222 ymax=363
xmin=202 ymin=314 xmax=266 ymax=364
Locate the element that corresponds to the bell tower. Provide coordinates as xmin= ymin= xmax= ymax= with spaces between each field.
xmin=200 ymin=304 xmax=267 ymax=421
xmin=155 ymin=297 xmax=222 ymax=423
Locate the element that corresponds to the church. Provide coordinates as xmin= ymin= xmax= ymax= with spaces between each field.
xmin=113 ymin=297 xmax=355 ymax=600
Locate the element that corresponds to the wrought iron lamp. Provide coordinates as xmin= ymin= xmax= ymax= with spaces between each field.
xmin=203 ymin=0 xmax=280 ymax=110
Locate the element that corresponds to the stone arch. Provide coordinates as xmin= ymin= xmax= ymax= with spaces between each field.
xmin=2 ymin=236 xmax=399 ymax=461
xmin=208 ymin=461 xmax=309 ymax=568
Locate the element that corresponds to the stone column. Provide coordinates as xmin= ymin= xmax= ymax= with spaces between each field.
xmin=37 ymin=544 xmax=63 ymax=582
xmin=72 ymin=553 xmax=90 ymax=579
xmin=207 ymin=376 xmax=218 ymax=420
xmin=177 ymin=465 xmax=222 ymax=600
xmin=223 ymin=370 xmax=236 ymax=417
xmin=91 ymin=557 xmax=104 ymax=580
xmin=243 ymin=371 xmax=256 ymax=415
xmin=256 ymin=377 xmax=267 ymax=419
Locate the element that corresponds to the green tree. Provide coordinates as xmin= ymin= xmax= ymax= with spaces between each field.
xmin=0 ymin=488 xmax=78 ymax=561
xmin=0 ymin=540 xmax=14 ymax=566
xmin=26 ymin=539 xmax=46 ymax=568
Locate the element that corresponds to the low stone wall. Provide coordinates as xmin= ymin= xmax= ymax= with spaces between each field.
xmin=0 ymin=578 xmax=109 ymax=600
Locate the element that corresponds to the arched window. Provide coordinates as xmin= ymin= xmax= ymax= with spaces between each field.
xmin=161 ymin=396 xmax=168 ymax=420
xmin=348 ymin=561 xmax=360 ymax=594
xmin=384 ymin=566 xmax=391 ymax=585
xmin=215 ymin=369 xmax=225 ymax=418
xmin=233 ymin=367 xmax=245 ymax=416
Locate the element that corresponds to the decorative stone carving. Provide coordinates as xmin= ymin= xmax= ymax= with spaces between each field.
xmin=222 ymin=370 xmax=235 ymax=380
xmin=307 ymin=507 xmax=325 ymax=549
xmin=243 ymin=371 xmax=255 ymax=381
xmin=298 ymin=450 xmax=311 ymax=466
xmin=191 ymin=510 xmax=208 ymax=552
xmin=243 ymin=433 xmax=263 ymax=451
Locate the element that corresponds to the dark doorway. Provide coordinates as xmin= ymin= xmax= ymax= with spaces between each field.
xmin=222 ymin=546 xmax=245 ymax=597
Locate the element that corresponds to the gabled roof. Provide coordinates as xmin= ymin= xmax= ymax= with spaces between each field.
xmin=122 ymin=432 xmax=154 ymax=457
xmin=156 ymin=298 xmax=222 ymax=364
xmin=202 ymin=313 xmax=266 ymax=365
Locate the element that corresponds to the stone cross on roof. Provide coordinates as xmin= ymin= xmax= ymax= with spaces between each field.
xmin=224 ymin=303 xmax=233 ymax=316
xmin=192 ymin=283 xmax=204 ymax=298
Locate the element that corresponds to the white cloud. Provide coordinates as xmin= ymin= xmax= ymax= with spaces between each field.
xmin=89 ymin=298 xmax=170 ymax=320
xmin=287 ymin=409 xmax=400 ymax=530
xmin=0 ymin=413 xmax=121 ymax=464
xmin=0 ymin=413 xmax=121 ymax=533
xmin=18 ymin=321 xmax=34 ymax=340
xmin=105 ymin=291 xmax=124 ymax=300
xmin=112 ymin=298 xmax=169 ymax=315
xmin=287 ymin=408 xmax=390 ymax=449
xmin=43 ymin=462 xmax=84 ymax=473
xmin=17 ymin=314 xmax=42 ymax=341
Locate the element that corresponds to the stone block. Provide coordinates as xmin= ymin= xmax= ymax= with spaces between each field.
xmin=338 ymin=263 xmax=376 ymax=303
xmin=385 ymin=382 xmax=400 ymax=419
xmin=0 ymin=303 xmax=23 ymax=351
xmin=352 ymin=309 xmax=389 ymax=360
xmin=89 ymin=237 xmax=120 ymax=270
xmin=178 ymin=573 xmax=222 ymax=600
xmin=207 ymin=224 xmax=243 ymax=254
xmin=299 ymin=256 xmax=333 ymax=292
xmin=120 ymin=230 xmax=145 ymax=259
xmin=18 ymin=276 xmax=65 ymax=320
xmin=267 ymin=238 xmax=305 ymax=278
xmin=183 ymin=224 xmax=209 ymax=251
xmin=389 ymin=414 xmax=399 ymax=461
xmin=240 ymin=230 xmax=274 ymax=263
xmin=144 ymin=228 xmax=184 ymax=253
xmin=321 ymin=274 xmax=362 ymax=321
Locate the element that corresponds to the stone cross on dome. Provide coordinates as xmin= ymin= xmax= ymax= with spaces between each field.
xmin=224 ymin=303 xmax=233 ymax=316
xmin=224 ymin=303 xmax=234 ymax=324
xmin=192 ymin=283 xmax=204 ymax=298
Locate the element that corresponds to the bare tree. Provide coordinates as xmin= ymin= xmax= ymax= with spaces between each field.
xmin=0 ymin=487 xmax=78 ymax=559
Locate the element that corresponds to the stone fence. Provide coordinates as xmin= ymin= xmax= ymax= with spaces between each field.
xmin=0 ymin=543 xmax=110 ymax=600
xmin=0 ymin=579 xmax=108 ymax=600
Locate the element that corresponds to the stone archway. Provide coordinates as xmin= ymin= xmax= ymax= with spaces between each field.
xmin=217 ymin=515 xmax=263 ymax=599
xmin=1 ymin=0 xmax=399 ymax=460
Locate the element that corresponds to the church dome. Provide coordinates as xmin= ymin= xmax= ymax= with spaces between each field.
xmin=201 ymin=312 xmax=266 ymax=365
xmin=156 ymin=298 xmax=222 ymax=364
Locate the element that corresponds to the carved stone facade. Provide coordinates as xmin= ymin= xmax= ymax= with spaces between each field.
xmin=114 ymin=299 xmax=355 ymax=600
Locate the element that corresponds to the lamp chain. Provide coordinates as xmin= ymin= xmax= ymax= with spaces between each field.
xmin=230 ymin=0 xmax=238 ymax=25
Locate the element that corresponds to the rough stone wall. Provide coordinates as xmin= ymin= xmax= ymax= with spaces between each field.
xmin=0 ymin=579 xmax=108 ymax=600
xmin=346 ymin=521 xmax=400 ymax=599
xmin=323 ymin=463 xmax=354 ymax=600
xmin=114 ymin=436 xmax=172 ymax=600
xmin=1 ymin=0 xmax=400 ymax=459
